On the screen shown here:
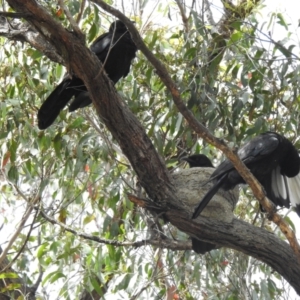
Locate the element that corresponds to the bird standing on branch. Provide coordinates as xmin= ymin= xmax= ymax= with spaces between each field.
xmin=193 ymin=132 xmax=300 ymax=219
xmin=181 ymin=154 xmax=217 ymax=254
xmin=38 ymin=20 xmax=137 ymax=129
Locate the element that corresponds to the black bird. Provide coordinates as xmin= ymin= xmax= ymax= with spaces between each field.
xmin=38 ymin=20 xmax=137 ymax=129
xmin=182 ymin=154 xmax=214 ymax=168
xmin=193 ymin=132 xmax=300 ymax=219
xmin=181 ymin=154 xmax=217 ymax=254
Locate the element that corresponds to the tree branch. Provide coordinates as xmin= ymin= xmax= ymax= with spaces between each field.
xmin=1 ymin=208 xmax=39 ymax=272
xmin=203 ymin=0 xmax=216 ymax=26
xmin=166 ymin=210 xmax=300 ymax=295
xmin=39 ymin=208 xmax=190 ymax=251
xmin=89 ymin=0 xmax=300 ymax=258
xmin=0 ymin=193 xmax=39 ymax=267
xmin=0 ymin=15 xmax=63 ymax=64
xmin=76 ymin=0 xmax=86 ymax=24
xmin=174 ymin=0 xmax=189 ymax=32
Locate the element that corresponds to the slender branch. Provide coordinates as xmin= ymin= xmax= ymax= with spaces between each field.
xmin=1 ymin=207 xmax=39 ymax=272
xmin=174 ymin=0 xmax=189 ymax=32
xmin=0 ymin=196 xmax=38 ymax=266
xmin=0 ymin=17 xmax=64 ymax=64
xmin=30 ymin=231 xmax=44 ymax=293
xmin=203 ymin=0 xmax=216 ymax=26
xmin=76 ymin=0 xmax=86 ymax=24
xmin=57 ymin=0 xmax=83 ymax=38
xmin=39 ymin=209 xmax=191 ymax=250
xmin=130 ymin=280 xmax=155 ymax=300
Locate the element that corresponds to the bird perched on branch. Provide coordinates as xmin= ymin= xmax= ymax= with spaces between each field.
xmin=38 ymin=20 xmax=137 ymax=129
xmin=182 ymin=154 xmax=214 ymax=168
xmin=181 ymin=154 xmax=217 ymax=254
xmin=193 ymin=132 xmax=300 ymax=219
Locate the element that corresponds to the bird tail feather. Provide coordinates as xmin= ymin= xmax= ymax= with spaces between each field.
xmin=193 ymin=175 xmax=226 ymax=219
xmin=38 ymin=79 xmax=78 ymax=129
xmin=192 ymin=238 xmax=216 ymax=254
xmin=69 ymin=91 xmax=92 ymax=112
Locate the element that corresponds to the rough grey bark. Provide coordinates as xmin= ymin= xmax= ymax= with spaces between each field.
xmin=165 ymin=211 xmax=300 ymax=295
xmin=0 ymin=16 xmax=63 ymax=64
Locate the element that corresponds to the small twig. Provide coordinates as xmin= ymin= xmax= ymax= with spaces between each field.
xmin=203 ymin=0 xmax=216 ymax=26
xmin=57 ymin=0 xmax=83 ymax=38
xmin=244 ymin=22 xmax=300 ymax=61
xmin=95 ymin=27 xmax=130 ymax=81
xmin=0 ymin=193 xmax=39 ymax=266
xmin=1 ymin=207 xmax=39 ymax=272
xmin=174 ymin=0 xmax=189 ymax=32
xmin=130 ymin=280 xmax=155 ymax=300
xmin=131 ymin=249 xmax=168 ymax=300
xmin=75 ymin=0 xmax=86 ymax=24
xmin=39 ymin=208 xmax=190 ymax=250
xmin=30 ymin=231 xmax=44 ymax=293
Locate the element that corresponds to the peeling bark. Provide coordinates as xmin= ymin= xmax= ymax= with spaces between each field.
xmin=0 ymin=15 xmax=63 ymax=64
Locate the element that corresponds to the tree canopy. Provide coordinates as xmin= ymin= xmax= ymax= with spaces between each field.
xmin=1 ymin=0 xmax=300 ymax=299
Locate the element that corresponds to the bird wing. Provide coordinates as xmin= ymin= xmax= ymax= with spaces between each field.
xmin=264 ymin=166 xmax=290 ymax=208
xmin=90 ymin=32 xmax=111 ymax=55
xmin=262 ymin=165 xmax=300 ymax=216
xmin=211 ymin=133 xmax=280 ymax=179
xmin=69 ymin=91 xmax=91 ymax=112
xmin=286 ymin=173 xmax=300 ymax=214
xmin=191 ymin=238 xmax=216 ymax=254
xmin=238 ymin=133 xmax=279 ymax=163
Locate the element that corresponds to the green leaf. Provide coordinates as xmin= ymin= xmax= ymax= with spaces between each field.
xmin=7 ymin=165 xmax=18 ymax=183
xmin=49 ymin=272 xmax=66 ymax=283
xmin=276 ymin=13 xmax=288 ymax=30
xmin=37 ymin=243 xmax=49 ymax=259
xmin=0 ymin=272 xmax=18 ymax=279
xmin=90 ymin=277 xmax=104 ymax=295
xmin=55 ymin=64 xmax=64 ymax=79
xmin=88 ymin=22 xmax=98 ymax=43
xmin=83 ymin=214 xmax=95 ymax=225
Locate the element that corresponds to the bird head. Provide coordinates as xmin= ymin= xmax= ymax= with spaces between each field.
xmin=181 ymin=154 xmax=214 ymax=168
xmin=109 ymin=20 xmax=135 ymax=33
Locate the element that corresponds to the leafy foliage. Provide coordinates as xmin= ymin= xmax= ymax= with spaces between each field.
xmin=0 ymin=0 xmax=300 ymax=299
